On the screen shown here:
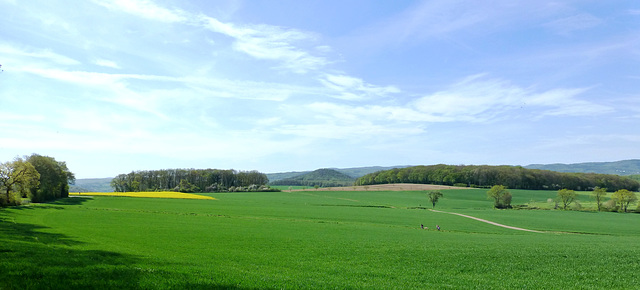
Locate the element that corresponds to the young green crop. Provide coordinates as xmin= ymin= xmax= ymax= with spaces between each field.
xmin=1 ymin=189 xmax=640 ymax=288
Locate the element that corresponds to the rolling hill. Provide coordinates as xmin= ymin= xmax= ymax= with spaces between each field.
xmin=266 ymin=165 xmax=409 ymax=182
xmin=69 ymin=177 xmax=114 ymax=192
xmin=269 ymin=168 xmax=356 ymax=187
xmin=525 ymin=159 xmax=640 ymax=175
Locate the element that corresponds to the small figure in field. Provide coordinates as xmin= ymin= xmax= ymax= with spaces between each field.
xmin=421 ymin=224 xmax=424 ymax=229
xmin=436 ymin=225 xmax=440 ymax=231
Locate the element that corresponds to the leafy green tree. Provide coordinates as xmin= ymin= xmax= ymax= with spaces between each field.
xmin=27 ymin=154 xmax=75 ymax=202
xmin=427 ymin=191 xmax=443 ymax=209
xmin=487 ymin=185 xmax=512 ymax=209
xmin=591 ymin=187 xmax=607 ymax=211
xmin=0 ymin=158 xmax=40 ymax=206
xmin=110 ymin=174 xmax=127 ymax=192
xmin=176 ymin=179 xmax=199 ymax=193
xmin=611 ymin=189 xmax=637 ymax=213
xmin=557 ymin=189 xmax=577 ymax=210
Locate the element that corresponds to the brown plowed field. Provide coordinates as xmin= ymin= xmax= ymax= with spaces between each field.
xmin=289 ymin=183 xmax=469 ymax=192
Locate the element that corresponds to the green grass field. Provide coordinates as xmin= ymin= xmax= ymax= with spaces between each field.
xmin=1 ymin=189 xmax=640 ymax=288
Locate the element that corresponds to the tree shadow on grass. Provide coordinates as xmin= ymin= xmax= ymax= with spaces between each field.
xmin=0 ymin=207 xmax=148 ymax=288
xmin=48 ymin=196 xmax=93 ymax=206
xmin=0 ymin=206 xmax=252 ymax=289
xmin=7 ymin=197 xmax=92 ymax=211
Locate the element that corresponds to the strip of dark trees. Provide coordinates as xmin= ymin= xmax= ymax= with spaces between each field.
xmin=355 ymin=164 xmax=639 ymax=192
xmin=110 ymin=169 xmax=273 ymax=193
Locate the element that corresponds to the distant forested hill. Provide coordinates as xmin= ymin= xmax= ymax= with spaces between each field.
xmin=270 ymin=169 xmax=356 ymax=187
xmin=266 ymin=165 xmax=409 ymax=182
xmin=336 ymin=166 xmax=412 ymax=178
xmin=356 ymin=164 xmax=639 ymax=192
xmin=525 ymin=160 xmax=640 ymax=175
xmin=70 ymin=177 xmax=114 ymax=192
xmin=265 ymin=171 xmax=309 ymax=182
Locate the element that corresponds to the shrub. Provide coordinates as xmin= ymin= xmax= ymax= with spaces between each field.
xmin=571 ymin=201 xmax=582 ymax=211
xmin=603 ymin=199 xmax=618 ymax=212
xmin=487 ymin=185 xmax=512 ymax=209
xmin=204 ymin=184 xmax=220 ymax=192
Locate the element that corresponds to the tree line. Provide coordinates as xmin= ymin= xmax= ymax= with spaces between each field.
xmin=110 ymin=169 xmax=273 ymax=193
xmin=355 ymin=164 xmax=639 ymax=192
xmin=0 ymin=154 xmax=75 ymax=206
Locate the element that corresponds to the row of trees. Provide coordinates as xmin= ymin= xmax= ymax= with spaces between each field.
xmin=355 ymin=165 xmax=639 ymax=192
xmin=556 ymin=187 xmax=638 ymax=212
xmin=110 ymin=169 xmax=270 ymax=193
xmin=0 ymin=154 xmax=75 ymax=206
xmin=485 ymin=185 xmax=638 ymax=212
xmin=428 ymin=185 xmax=638 ymax=213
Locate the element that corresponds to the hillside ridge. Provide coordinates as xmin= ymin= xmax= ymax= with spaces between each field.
xmin=525 ymin=159 xmax=640 ymax=175
xmin=270 ymin=168 xmax=356 ymax=187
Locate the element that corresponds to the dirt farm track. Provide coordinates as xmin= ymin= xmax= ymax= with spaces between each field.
xmin=290 ymin=183 xmax=469 ymax=192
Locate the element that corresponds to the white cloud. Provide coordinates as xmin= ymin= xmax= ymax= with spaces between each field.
xmin=93 ymin=59 xmax=121 ymax=69
xmin=543 ymin=13 xmax=602 ymax=35
xmin=413 ymin=75 xmax=612 ymax=122
xmin=92 ymin=0 xmax=329 ymax=74
xmin=305 ymin=102 xmax=435 ymax=123
xmin=302 ymin=75 xmax=614 ymax=129
xmin=0 ymin=43 xmax=81 ymax=65
xmin=199 ymin=15 xmax=329 ymax=73
xmin=18 ymin=67 xmax=142 ymax=85
xmin=386 ymin=0 xmax=489 ymax=42
xmin=356 ymin=0 xmax=537 ymax=47
xmin=17 ymin=66 xmax=305 ymax=102
xmin=275 ymin=121 xmax=422 ymax=140
xmin=92 ymin=0 xmax=187 ymax=23
xmin=527 ymin=88 xmax=613 ymax=116
xmin=0 ymin=113 xmax=45 ymax=122
xmin=320 ymin=74 xmax=401 ymax=101
xmin=412 ymin=75 xmax=527 ymax=122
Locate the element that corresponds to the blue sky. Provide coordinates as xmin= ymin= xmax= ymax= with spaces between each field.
xmin=1 ymin=0 xmax=639 ymax=178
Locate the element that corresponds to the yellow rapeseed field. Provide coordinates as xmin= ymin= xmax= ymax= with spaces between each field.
xmin=70 ymin=191 xmax=216 ymax=200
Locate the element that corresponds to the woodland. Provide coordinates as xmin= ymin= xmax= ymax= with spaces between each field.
xmin=110 ymin=169 xmax=272 ymax=193
xmin=355 ymin=164 xmax=640 ymax=192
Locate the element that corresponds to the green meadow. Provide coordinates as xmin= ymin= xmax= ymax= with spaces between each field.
xmin=1 ymin=189 xmax=640 ymax=289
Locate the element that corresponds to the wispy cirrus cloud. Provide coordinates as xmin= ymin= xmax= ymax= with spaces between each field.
xmin=199 ymin=15 xmax=329 ymax=73
xmin=18 ymin=65 xmax=316 ymax=103
xmin=94 ymin=0 xmax=329 ymax=74
xmin=543 ymin=13 xmax=602 ymax=35
xmin=92 ymin=0 xmax=188 ymax=23
xmin=414 ymin=75 xmax=611 ymax=121
xmin=0 ymin=43 xmax=81 ymax=65
xmin=292 ymin=74 xmax=613 ymax=134
xmin=319 ymin=74 xmax=401 ymax=101
xmin=93 ymin=59 xmax=121 ymax=69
